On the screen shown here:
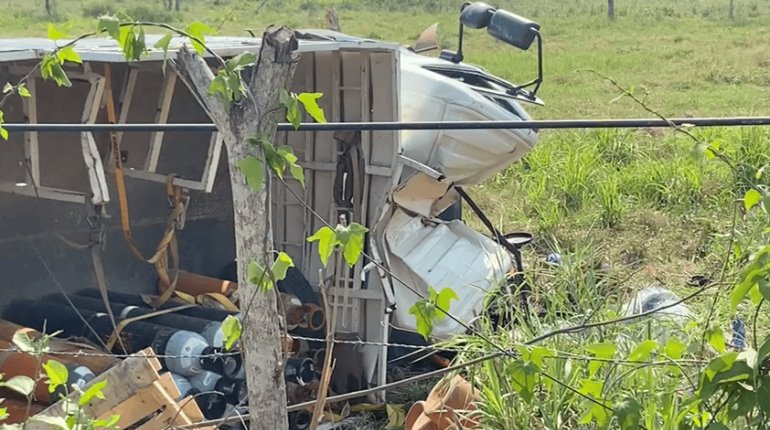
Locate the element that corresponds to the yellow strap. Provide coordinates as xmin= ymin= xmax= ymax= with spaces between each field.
xmin=104 ymin=68 xmax=184 ymax=309
xmin=196 ymin=293 xmax=240 ymax=312
xmin=105 ymin=304 xmax=196 ymax=351
xmin=172 ymin=290 xmax=197 ymax=304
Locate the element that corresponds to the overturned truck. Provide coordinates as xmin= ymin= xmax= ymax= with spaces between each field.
xmin=0 ymin=2 xmax=542 ymax=426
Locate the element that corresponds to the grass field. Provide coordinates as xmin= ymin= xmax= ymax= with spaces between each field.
xmin=2 ymin=0 xmax=770 ymax=427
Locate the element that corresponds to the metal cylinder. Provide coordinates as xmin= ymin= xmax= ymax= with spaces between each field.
xmin=280 ymin=294 xmax=325 ymax=332
xmin=47 ymin=294 xmax=225 ymax=348
xmin=284 ymin=358 xmax=314 ymax=386
xmin=0 ymin=321 xmax=117 ymax=374
xmin=0 ymin=342 xmax=95 ymax=404
xmin=2 ymin=300 xmax=236 ymax=378
xmin=170 ymin=373 xmax=200 ymax=400
xmin=189 ymin=371 xmax=247 ymax=405
xmin=289 ymin=410 xmax=312 ymax=430
xmin=173 ymin=270 xmax=239 ymax=297
xmin=195 ymin=392 xmax=228 ymax=420
xmin=73 ymin=289 xmax=238 ymax=322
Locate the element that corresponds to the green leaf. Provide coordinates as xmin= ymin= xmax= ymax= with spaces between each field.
xmin=247 ymin=260 xmax=272 ymax=291
xmin=280 ymin=89 xmax=301 ymax=130
xmin=118 ymin=25 xmax=146 ymax=61
xmin=3 ymin=83 xmax=12 ymax=94
xmin=509 ymin=359 xmax=539 ymax=403
xmin=730 ymin=280 xmax=755 ymax=311
xmin=17 ymin=83 xmax=30 ymax=98
xmin=585 ymin=342 xmax=616 ymax=375
xmin=263 ymin=142 xmax=287 ymax=179
xmin=208 ymin=73 xmax=232 ymax=108
xmin=78 ymin=379 xmax=107 ymax=406
xmin=0 ymin=408 xmax=8 ymax=421
xmin=154 ymin=33 xmax=174 ymax=74
xmin=338 ymin=222 xmax=369 ymax=267
xmin=30 ymin=416 xmax=69 ymax=430
xmin=706 ymin=327 xmax=726 ymax=353
xmin=433 ymin=288 xmax=458 ymax=320
xmin=0 ymin=376 xmax=34 ymax=397
xmin=97 ymin=16 xmax=121 ymax=41
xmin=296 ymin=92 xmax=327 ymax=124
xmin=307 ymin=226 xmax=338 ymax=267
xmin=11 ymin=332 xmax=38 ymax=353
xmin=744 ymin=189 xmax=763 ymax=212
xmin=664 ymin=338 xmax=687 ymax=360
xmin=271 ymin=252 xmax=294 ymax=282
xmin=238 ymin=156 xmax=266 ymax=192
xmin=56 ymin=46 xmax=82 ymax=65
xmin=409 ymin=299 xmax=434 ymax=340
xmin=627 ymin=339 xmax=657 ymax=361
xmin=289 ymin=163 xmax=305 ymax=187
xmin=578 ymin=379 xmax=610 ymax=426
xmin=225 ymin=52 xmax=257 ymax=72
xmin=43 ymin=360 xmax=69 ymax=394
xmin=757 ymin=377 xmax=770 ymax=417
xmin=185 ymin=22 xmax=216 ymax=55
xmin=47 ymin=24 xmax=67 ymax=40
xmin=221 ymin=315 xmax=242 ymax=351
xmin=40 ymin=55 xmax=72 ymax=88
xmin=529 ymin=346 xmax=552 ymax=369
xmin=0 ymin=111 xmax=8 ymax=141
xmin=92 ymin=414 xmax=120 ymax=429
xmin=758 ymin=336 xmax=770 ymax=368
xmin=758 ymin=279 xmax=770 ymax=302
xmin=613 ymin=396 xmax=642 ymax=430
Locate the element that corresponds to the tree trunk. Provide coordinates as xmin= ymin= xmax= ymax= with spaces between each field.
xmin=729 ymin=0 xmax=735 ymax=20
xmin=608 ymin=0 xmax=615 ymax=19
xmin=175 ymin=0 xmax=180 ymax=12
xmin=174 ymin=26 xmax=299 ymax=430
xmin=45 ymin=0 xmax=51 ymax=14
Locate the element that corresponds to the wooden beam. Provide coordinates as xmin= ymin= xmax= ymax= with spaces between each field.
xmin=21 ymin=77 xmax=39 ymax=185
xmin=143 ymin=71 xmax=177 ymax=172
xmin=27 ymin=349 xmax=160 ymax=430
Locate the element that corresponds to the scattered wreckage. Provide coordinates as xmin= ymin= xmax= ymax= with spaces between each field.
xmin=0 ymin=2 xmax=552 ymax=428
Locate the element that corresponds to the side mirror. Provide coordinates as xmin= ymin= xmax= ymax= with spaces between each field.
xmin=487 ymin=9 xmax=540 ymax=50
xmin=460 ymin=2 xmax=496 ymax=29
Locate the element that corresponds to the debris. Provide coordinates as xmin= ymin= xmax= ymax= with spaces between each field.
xmin=28 ymin=348 xmax=216 ymax=430
xmin=405 ymin=375 xmax=480 ymax=430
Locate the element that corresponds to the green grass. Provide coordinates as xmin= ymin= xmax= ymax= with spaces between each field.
xmin=2 ymin=0 xmax=770 ymax=427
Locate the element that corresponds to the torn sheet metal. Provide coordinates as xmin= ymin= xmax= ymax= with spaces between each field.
xmin=384 ymin=209 xmax=511 ymax=339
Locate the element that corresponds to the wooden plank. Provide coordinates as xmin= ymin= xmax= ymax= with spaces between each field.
xmin=155 ymin=372 xmax=180 ymax=399
xmin=98 ymin=383 xmax=165 ymax=428
xmin=200 ymin=132 xmax=223 ymax=193
xmin=28 ymin=349 xmax=161 ymax=430
xmin=133 ymin=382 xmax=191 ymax=430
xmin=80 ymin=74 xmax=111 ymax=204
xmin=143 ymin=71 xmax=177 ymax=172
xmin=177 ymin=396 xmax=205 ymax=422
xmin=22 ymin=78 xmax=39 ymax=185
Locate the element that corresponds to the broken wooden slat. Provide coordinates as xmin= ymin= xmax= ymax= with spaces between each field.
xmin=26 ymin=348 xmax=161 ymax=430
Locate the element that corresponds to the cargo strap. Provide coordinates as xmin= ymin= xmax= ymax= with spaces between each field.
xmin=173 ymin=291 xmax=240 ymax=312
xmin=57 ymin=203 xmax=128 ymax=355
xmin=105 ymin=304 xmax=197 ymax=351
xmin=103 ymin=64 xmax=188 ymax=309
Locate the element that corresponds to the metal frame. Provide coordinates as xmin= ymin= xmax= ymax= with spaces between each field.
xmin=1 ymin=66 xmax=109 ymax=204
xmin=106 ymin=67 xmax=222 ymax=192
xmin=4 ymin=116 xmax=770 ymax=132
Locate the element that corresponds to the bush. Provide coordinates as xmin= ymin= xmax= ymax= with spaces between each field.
xmin=82 ymin=1 xmax=115 ymax=18
xmin=123 ymin=5 xmax=175 ymax=22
